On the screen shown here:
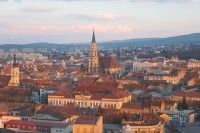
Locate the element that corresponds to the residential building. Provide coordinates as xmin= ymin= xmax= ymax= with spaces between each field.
xmin=73 ymin=116 xmax=103 ymax=133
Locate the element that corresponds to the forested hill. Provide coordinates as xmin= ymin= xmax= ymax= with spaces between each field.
xmin=0 ymin=33 xmax=200 ymax=50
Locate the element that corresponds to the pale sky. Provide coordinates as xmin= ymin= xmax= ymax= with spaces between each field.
xmin=0 ymin=0 xmax=200 ymax=44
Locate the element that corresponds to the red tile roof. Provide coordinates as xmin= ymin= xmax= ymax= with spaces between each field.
xmin=99 ymin=57 xmax=121 ymax=69
xmin=0 ymin=75 xmax=11 ymax=87
xmin=103 ymin=92 xmax=129 ymax=99
xmin=90 ymin=93 xmax=104 ymax=100
xmin=121 ymin=102 xmax=143 ymax=109
xmin=74 ymin=116 xmax=99 ymax=125
xmin=2 ymin=66 xmax=11 ymax=75
xmin=72 ymin=85 xmax=116 ymax=94
xmin=6 ymin=120 xmax=69 ymax=128
xmin=6 ymin=120 xmax=36 ymax=127
xmin=174 ymin=90 xmax=200 ymax=98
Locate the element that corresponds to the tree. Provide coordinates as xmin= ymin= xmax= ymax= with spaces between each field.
xmin=177 ymin=102 xmax=182 ymax=111
xmin=122 ymin=112 xmax=128 ymax=121
xmin=80 ymin=63 xmax=84 ymax=70
xmin=95 ymin=106 xmax=104 ymax=116
xmin=181 ymin=96 xmax=188 ymax=110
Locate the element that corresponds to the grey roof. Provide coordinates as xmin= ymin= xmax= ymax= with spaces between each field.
xmin=92 ymin=30 xmax=96 ymax=43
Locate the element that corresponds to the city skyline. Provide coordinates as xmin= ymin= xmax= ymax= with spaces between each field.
xmin=0 ymin=0 xmax=200 ymax=44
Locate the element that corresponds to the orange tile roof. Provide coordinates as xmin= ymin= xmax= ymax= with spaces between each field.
xmin=0 ymin=75 xmax=11 ymax=87
xmin=174 ymin=90 xmax=200 ymax=98
xmin=2 ymin=66 xmax=11 ymax=75
xmin=121 ymin=102 xmax=143 ymax=109
xmin=99 ymin=56 xmax=121 ymax=69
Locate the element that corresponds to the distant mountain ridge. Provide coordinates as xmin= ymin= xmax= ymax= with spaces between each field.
xmin=1 ymin=33 xmax=200 ymax=50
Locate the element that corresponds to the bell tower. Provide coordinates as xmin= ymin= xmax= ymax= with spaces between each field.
xmin=88 ymin=30 xmax=99 ymax=74
xmin=9 ymin=54 xmax=20 ymax=86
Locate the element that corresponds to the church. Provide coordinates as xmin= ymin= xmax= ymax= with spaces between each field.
xmin=0 ymin=54 xmax=20 ymax=87
xmin=88 ymin=31 xmax=122 ymax=75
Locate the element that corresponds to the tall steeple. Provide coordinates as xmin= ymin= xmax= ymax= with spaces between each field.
xmin=9 ymin=54 xmax=20 ymax=86
xmin=13 ymin=54 xmax=17 ymax=67
xmin=92 ymin=29 xmax=96 ymax=43
xmin=88 ymin=30 xmax=98 ymax=74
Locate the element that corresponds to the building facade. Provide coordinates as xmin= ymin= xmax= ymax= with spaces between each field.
xmin=48 ymin=91 xmax=131 ymax=109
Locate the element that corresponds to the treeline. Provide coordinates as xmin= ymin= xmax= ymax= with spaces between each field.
xmin=177 ymin=47 xmax=200 ymax=60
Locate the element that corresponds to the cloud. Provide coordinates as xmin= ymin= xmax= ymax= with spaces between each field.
xmin=3 ymin=0 xmax=190 ymax=3
xmin=23 ymin=6 xmax=56 ymax=12
xmin=67 ymin=13 xmax=129 ymax=21
xmin=0 ymin=0 xmax=23 ymax=2
xmin=70 ymin=23 xmax=133 ymax=34
xmin=14 ymin=0 xmax=23 ymax=2
xmin=136 ymin=0 xmax=191 ymax=2
xmin=47 ymin=0 xmax=192 ymax=3
xmin=0 ymin=22 xmax=133 ymax=35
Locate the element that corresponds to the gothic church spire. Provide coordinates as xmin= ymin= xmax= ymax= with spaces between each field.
xmin=92 ymin=29 xmax=96 ymax=43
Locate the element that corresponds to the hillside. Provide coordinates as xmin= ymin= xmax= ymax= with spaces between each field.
xmin=0 ymin=33 xmax=200 ymax=50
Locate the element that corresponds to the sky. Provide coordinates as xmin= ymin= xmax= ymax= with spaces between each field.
xmin=0 ymin=0 xmax=200 ymax=44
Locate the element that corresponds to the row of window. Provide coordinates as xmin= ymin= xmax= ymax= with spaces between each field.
xmin=49 ymin=99 xmax=118 ymax=108
xmin=7 ymin=124 xmax=50 ymax=131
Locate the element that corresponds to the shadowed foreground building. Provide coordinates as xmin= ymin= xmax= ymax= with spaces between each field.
xmin=73 ymin=116 xmax=103 ymax=133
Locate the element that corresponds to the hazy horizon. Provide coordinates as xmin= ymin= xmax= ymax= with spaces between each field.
xmin=0 ymin=0 xmax=200 ymax=44
xmin=0 ymin=32 xmax=199 ymax=45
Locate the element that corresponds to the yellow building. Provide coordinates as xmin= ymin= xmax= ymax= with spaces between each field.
xmin=88 ymin=30 xmax=99 ymax=74
xmin=8 ymin=54 xmax=20 ymax=86
xmin=122 ymin=113 xmax=164 ymax=133
xmin=48 ymin=90 xmax=131 ymax=109
xmin=73 ymin=116 xmax=103 ymax=133
xmin=171 ymin=90 xmax=200 ymax=102
xmin=146 ymin=69 xmax=185 ymax=84
xmin=188 ymin=60 xmax=200 ymax=68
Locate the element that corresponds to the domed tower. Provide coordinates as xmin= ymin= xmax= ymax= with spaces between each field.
xmin=9 ymin=54 xmax=20 ymax=86
xmin=88 ymin=30 xmax=99 ymax=74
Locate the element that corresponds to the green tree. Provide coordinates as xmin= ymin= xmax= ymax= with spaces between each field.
xmin=122 ymin=112 xmax=128 ymax=121
xmin=95 ymin=106 xmax=104 ymax=116
xmin=177 ymin=102 xmax=182 ymax=111
xmin=80 ymin=63 xmax=84 ymax=70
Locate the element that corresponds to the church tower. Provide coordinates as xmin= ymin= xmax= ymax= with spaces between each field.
xmin=9 ymin=54 xmax=20 ymax=86
xmin=88 ymin=30 xmax=99 ymax=74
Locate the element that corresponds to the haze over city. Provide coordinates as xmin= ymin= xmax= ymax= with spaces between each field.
xmin=0 ymin=0 xmax=200 ymax=44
